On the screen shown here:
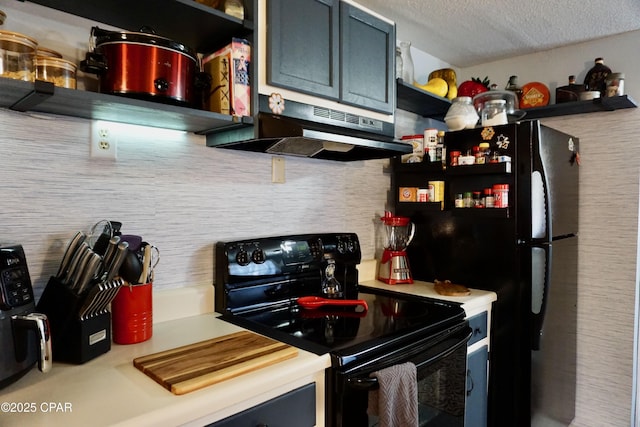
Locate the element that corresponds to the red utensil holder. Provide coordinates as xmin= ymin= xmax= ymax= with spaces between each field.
xmin=112 ymin=282 xmax=153 ymax=344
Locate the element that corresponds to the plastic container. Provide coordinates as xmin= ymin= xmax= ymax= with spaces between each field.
xmin=36 ymin=56 xmax=77 ymax=88
xmin=0 ymin=30 xmax=37 ymax=82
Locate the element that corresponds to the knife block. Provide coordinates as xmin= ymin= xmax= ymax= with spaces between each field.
xmin=36 ymin=277 xmax=111 ymax=364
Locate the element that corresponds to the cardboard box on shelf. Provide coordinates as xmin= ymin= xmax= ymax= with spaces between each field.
xmin=202 ymin=38 xmax=250 ymax=117
xmin=203 ymin=54 xmax=231 ymax=115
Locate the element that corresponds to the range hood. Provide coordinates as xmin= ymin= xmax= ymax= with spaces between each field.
xmin=206 ymin=96 xmax=412 ymax=161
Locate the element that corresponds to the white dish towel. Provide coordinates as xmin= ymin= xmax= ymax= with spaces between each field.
xmin=367 ymin=361 xmax=418 ymax=427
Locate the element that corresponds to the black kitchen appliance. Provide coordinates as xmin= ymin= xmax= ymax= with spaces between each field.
xmin=393 ymin=120 xmax=579 ymax=426
xmin=0 ymin=245 xmax=52 ymax=389
xmin=215 ymin=233 xmax=472 ymax=427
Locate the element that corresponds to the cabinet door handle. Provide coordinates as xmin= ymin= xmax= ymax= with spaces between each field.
xmin=466 ymin=368 xmax=475 ymax=396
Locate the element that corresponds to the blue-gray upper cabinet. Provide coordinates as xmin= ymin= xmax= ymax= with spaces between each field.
xmin=267 ymin=0 xmax=395 ymax=114
xmin=340 ymin=2 xmax=395 ymax=114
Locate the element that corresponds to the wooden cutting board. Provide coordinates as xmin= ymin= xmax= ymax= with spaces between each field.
xmin=133 ymin=331 xmax=298 ymax=395
xmin=434 ymin=279 xmax=471 ymax=296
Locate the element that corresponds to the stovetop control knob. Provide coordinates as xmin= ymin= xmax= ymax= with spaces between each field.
xmin=236 ymin=249 xmax=250 ymax=266
xmin=251 ymin=249 xmax=266 ymax=264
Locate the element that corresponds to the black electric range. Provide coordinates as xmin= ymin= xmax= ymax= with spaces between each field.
xmin=214 ymin=233 xmax=466 ymax=368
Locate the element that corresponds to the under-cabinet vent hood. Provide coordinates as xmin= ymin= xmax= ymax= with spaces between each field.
xmin=206 ymin=96 xmax=411 ymax=161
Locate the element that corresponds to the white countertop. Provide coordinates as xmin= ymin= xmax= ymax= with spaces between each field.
xmin=1 ymin=313 xmax=330 ymax=427
xmin=359 ymin=279 xmax=497 ymax=318
xmin=1 ymin=261 xmax=496 ymax=427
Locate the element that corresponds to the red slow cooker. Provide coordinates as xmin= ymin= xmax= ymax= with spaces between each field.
xmin=81 ymin=26 xmax=206 ymax=106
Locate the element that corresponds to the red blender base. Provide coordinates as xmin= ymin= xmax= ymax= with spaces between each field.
xmin=377 ymin=250 xmax=413 ymax=285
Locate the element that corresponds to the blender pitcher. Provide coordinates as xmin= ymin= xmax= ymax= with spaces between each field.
xmin=378 ymin=212 xmax=415 ymax=284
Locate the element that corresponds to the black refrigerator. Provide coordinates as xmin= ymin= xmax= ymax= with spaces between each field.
xmin=393 ymin=120 xmax=579 ymax=427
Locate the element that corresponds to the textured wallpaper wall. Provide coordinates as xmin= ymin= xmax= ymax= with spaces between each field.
xmin=543 ymin=110 xmax=639 ymax=427
xmin=0 ymin=109 xmax=391 ymax=300
xmin=2 ymin=104 xmax=639 ymax=427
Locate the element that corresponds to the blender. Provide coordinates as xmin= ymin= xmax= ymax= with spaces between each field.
xmin=378 ymin=212 xmax=415 ymax=284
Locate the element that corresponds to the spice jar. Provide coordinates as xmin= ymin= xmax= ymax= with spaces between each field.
xmin=483 ymin=188 xmax=494 ymax=208
xmin=450 ymin=150 xmax=461 ymax=166
xmin=493 ymin=184 xmax=509 ymax=208
xmin=472 ymin=191 xmax=483 ymax=208
xmin=463 ymin=192 xmax=473 ymax=208
xmin=479 ymin=143 xmax=490 ymax=162
xmin=605 ymin=72 xmax=624 ymax=97
xmin=455 ymin=193 xmax=464 ymax=208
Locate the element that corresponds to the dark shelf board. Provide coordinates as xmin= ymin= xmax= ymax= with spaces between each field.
xmin=0 ymin=77 xmax=252 ymax=134
xmin=451 ymin=207 xmax=510 ymax=218
xmin=27 ymin=0 xmax=254 ymax=53
xmin=397 ymin=78 xmax=637 ymax=122
xmin=522 ymin=95 xmax=638 ymax=119
xmin=396 ymin=79 xmax=450 ymax=120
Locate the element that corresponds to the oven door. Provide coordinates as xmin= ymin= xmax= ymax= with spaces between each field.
xmin=330 ymin=323 xmax=471 ymax=427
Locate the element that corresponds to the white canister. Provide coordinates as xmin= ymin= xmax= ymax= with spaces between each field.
xmin=481 ymin=99 xmax=508 ymax=126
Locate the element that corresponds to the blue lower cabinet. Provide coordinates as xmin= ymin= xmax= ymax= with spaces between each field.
xmin=465 ymin=345 xmax=488 ymax=427
xmin=208 ymin=383 xmax=316 ymax=427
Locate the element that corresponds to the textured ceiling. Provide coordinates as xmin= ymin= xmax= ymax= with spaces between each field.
xmin=356 ymin=0 xmax=640 ymax=67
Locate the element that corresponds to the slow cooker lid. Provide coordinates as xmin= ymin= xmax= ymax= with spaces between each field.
xmin=92 ymin=27 xmax=196 ymax=61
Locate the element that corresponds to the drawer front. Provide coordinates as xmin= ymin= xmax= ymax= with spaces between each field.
xmin=209 ymin=383 xmax=316 ymax=427
xmin=468 ymin=311 xmax=488 ymax=346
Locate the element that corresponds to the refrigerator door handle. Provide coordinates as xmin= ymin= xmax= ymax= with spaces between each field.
xmin=531 ymin=243 xmax=551 ymax=351
xmin=531 ymin=170 xmax=550 ymax=241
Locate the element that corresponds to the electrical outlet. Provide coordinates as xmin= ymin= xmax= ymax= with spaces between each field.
xmin=90 ymin=121 xmax=118 ymax=160
xmin=271 ymin=157 xmax=285 ymax=183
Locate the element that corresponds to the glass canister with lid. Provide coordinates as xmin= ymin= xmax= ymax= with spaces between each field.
xmin=0 ymin=30 xmax=38 ymax=81
xmin=481 ymin=99 xmax=508 ymax=126
xmin=444 ymin=96 xmax=479 ymax=131
xmin=36 ymin=56 xmax=77 ymax=89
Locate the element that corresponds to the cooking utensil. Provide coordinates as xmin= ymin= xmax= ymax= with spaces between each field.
xmin=296 ymin=296 xmax=368 ymax=311
xmin=93 ymin=278 xmax=123 ymax=315
xmin=138 ymin=243 xmax=152 ymax=284
xmin=120 ymin=250 xmax=142 ymax=284
xmin=68 ymin=244 xmax=95 ymax=290
xmin=75 ymin=252 xmax=102 ymax=294
xmin=120 ymin=235 xmax=143 ymax=252
xmin=56 ymin=231 xmax=86 ymax=279
xmin=105 ymin=241 xmax=129 ymax=281
xmin=63 ymin=241 xmax=90 ymax=287
xmin=81 ymin=26 xmax=199 ymax=105
xmin=77 ymin=281 xmax=103 ymax=319
xmin=101 ymin=235 xmax=120 ymax=278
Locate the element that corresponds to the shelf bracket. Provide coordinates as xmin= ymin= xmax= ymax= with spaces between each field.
xmin=10 ymin=80 xmax=55 ymax=112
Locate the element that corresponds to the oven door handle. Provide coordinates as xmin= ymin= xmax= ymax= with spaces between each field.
xmin=346 ymin=327 xmax=471 ymax=391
